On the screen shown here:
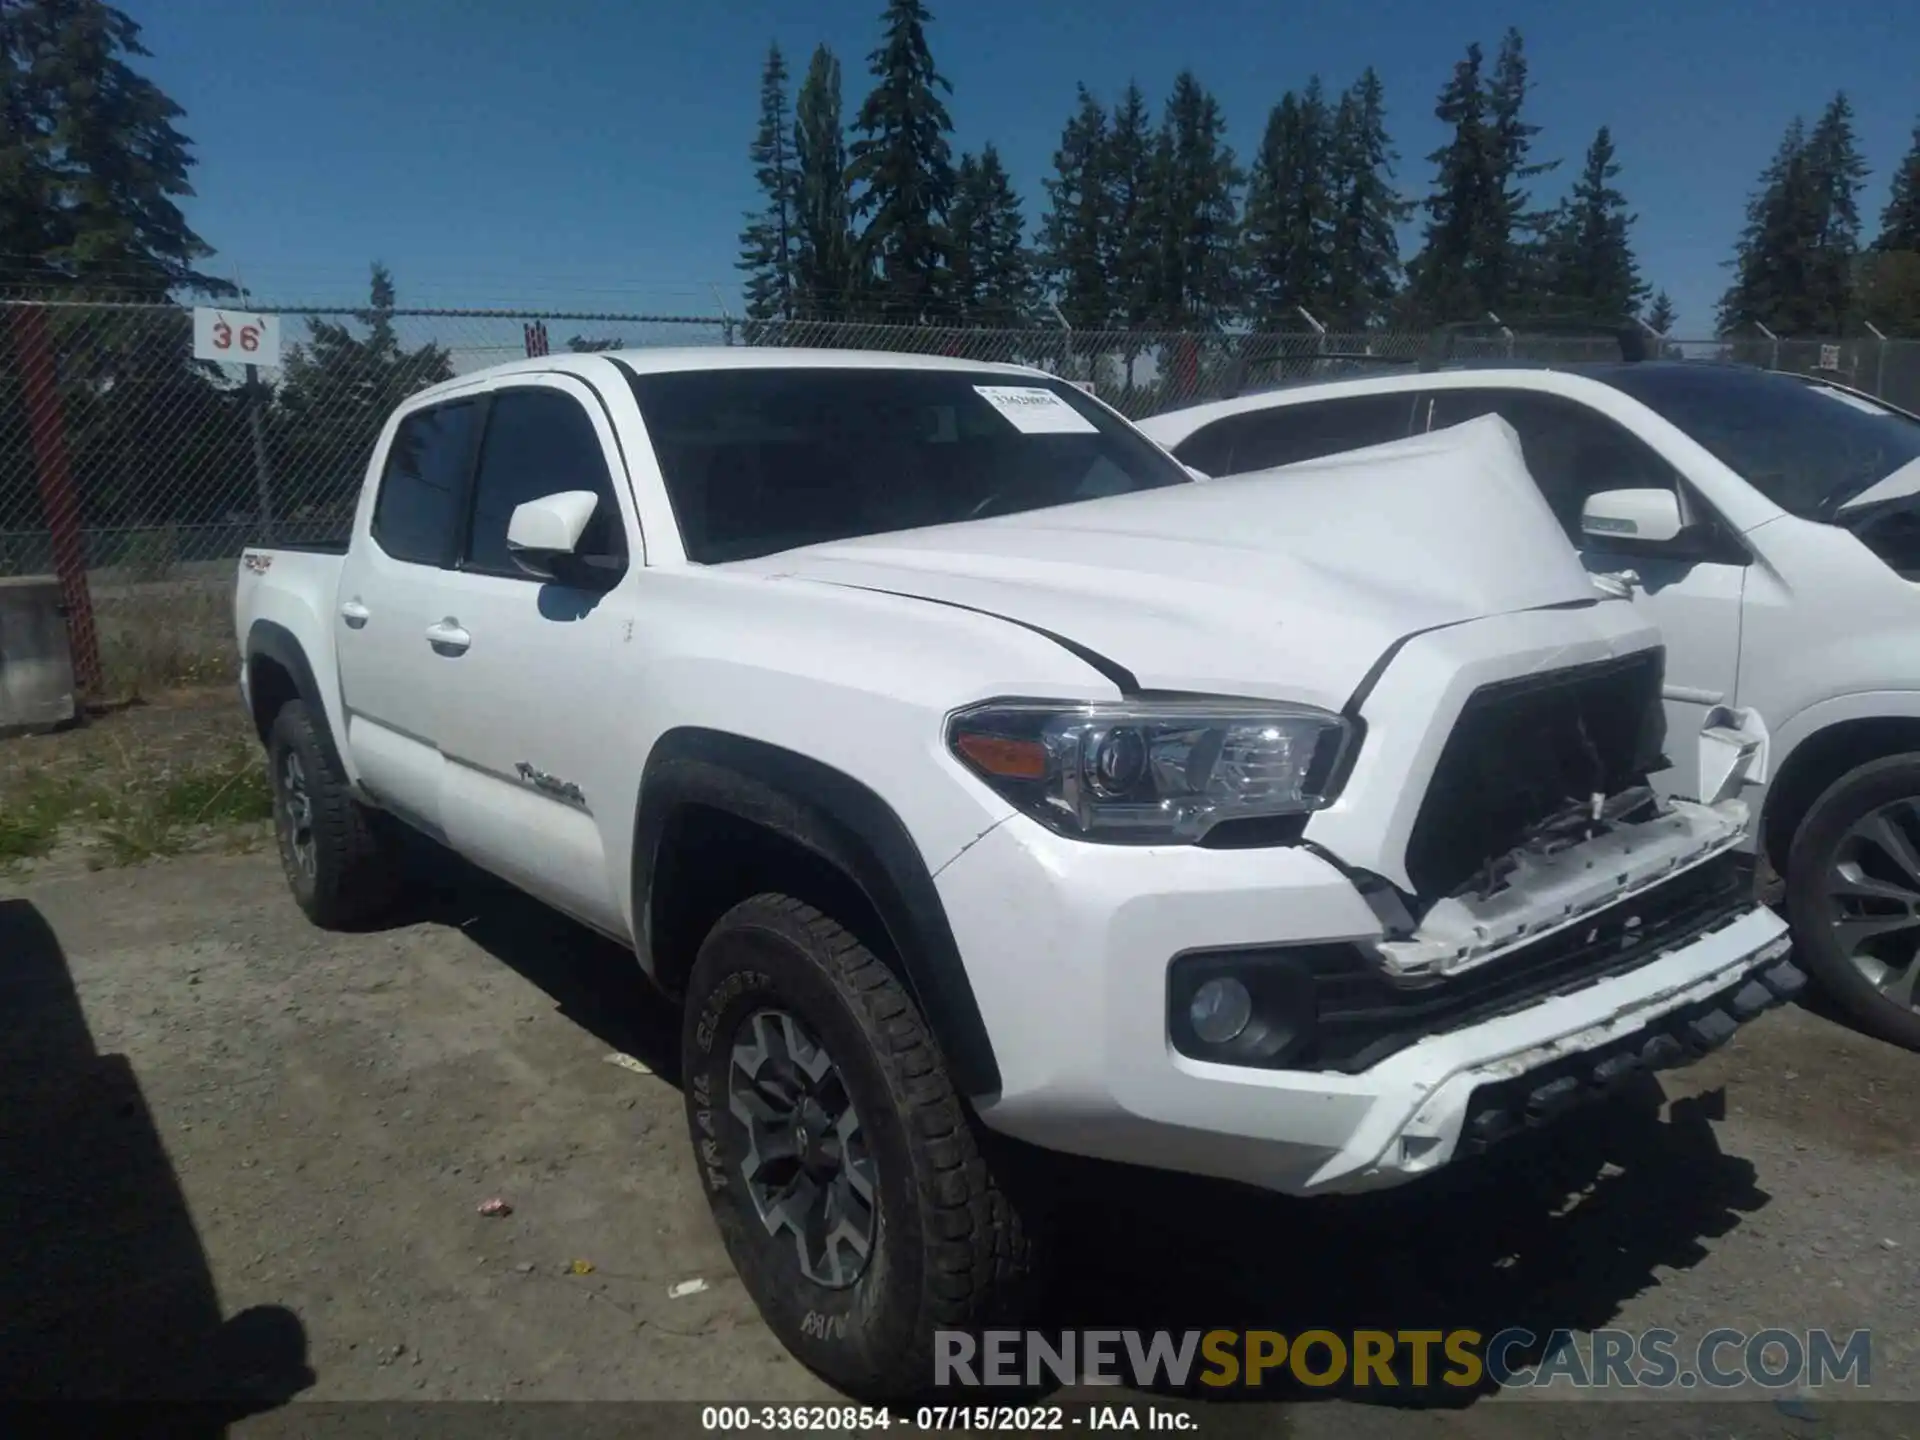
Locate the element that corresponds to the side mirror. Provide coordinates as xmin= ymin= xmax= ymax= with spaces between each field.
xmin=506 ymin=490 xmax=601 ymax=582
xmin=1581 ymin=488 xmax=1684 ymax=546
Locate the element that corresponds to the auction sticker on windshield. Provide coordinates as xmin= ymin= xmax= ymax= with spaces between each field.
xmin=974 ymin=385 xmax=1100 ymax=434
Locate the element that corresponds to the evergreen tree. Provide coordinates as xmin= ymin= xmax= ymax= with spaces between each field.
xmin=1324 ymin=67 xmax=1407 ymax=330
xmin=1880 ymin=118 xmax=1920 ymax=253
xmin=737 ymin=43 xmax=798 ymax=322
xmin=1540 ymin=127 xmax=1645 ymax=320
xmin=1104 ymin=82 xmax=1158 ymax=331
xmin=3 ymin=0 xmax=228 ymax=296
xmin=1146 ymin=71 xmax=1242 ymax=328
xmin=847 ymin=0 xmax=955 ymax=320
xmin=275 ymin=265 xmax=454 ymax=513
xmin=1802 ymin=91 xmax=1868 ymax=332
xmin=1645 ymin=289 xmax=1677 ymax=334
xmin=792 ymin=44 xmax=857 ymax=320
xmin=1485 ymin=27 xmax=1558 ymax=313
xmin=0 ymin=3 xmax=62 ymax=288
xmin=1718 ymin=116 xmax=1825 ymax=335
xmin=1241 ymin=79 xmax=1333 ymax=329
xmin=948 ymin=144 xmax=1035 ymax=326
xmin=1038 ymin=84 xmax=1111 ymax=328
xmin=1404 ymin=43 xmax=1491 ymax=324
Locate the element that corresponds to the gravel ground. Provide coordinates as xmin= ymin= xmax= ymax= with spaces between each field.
xmin=4 ymin=841 xmax=1920 ymax=1437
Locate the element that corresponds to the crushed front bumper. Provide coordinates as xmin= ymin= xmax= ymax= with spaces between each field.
xmin=941 ymin=802 xmax=1794 ymax=1198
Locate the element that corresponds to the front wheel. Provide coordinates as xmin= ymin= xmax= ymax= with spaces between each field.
xmin=1785 ymin=753 xmax=1920 ymax=1051
xmin=682 ymin=894 xmax=1042 ymax=1402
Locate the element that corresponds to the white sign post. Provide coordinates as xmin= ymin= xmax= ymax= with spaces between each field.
xmin=192 ymin=307 xmax=281 ymax=368
xmin=194 ymin=307 xmax=283 ymax=541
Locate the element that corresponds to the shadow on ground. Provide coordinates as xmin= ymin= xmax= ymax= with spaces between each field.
xmin=378 ymin=842 xmax=1771 ymax=1416
xmin=1034 ymin=1073 xmax=1767 ymax=1409
xmin=388 ymin=839 xmax=683 ymax=1083
xmin=0 ymin=898 xmax=314 ymax=1433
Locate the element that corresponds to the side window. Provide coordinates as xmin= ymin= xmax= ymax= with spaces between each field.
xmin=464 ymin=387 xmax=629 ymax=579
xmin=1175 ymin=393 xmax=1418 ymax=476
xmin=1428 ymin=389 xmax=1679 ymax=541
xmin=371 ymin=401 xmax=479 ymax=566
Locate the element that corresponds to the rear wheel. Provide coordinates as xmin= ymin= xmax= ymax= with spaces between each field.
xmin=1786 ymin=753 xmax=1920 ymax=1051
xmin=682 ymin=893 xmax=1042 ymax=1402
xmin=267 ymin=699 xmax=399 ymax=930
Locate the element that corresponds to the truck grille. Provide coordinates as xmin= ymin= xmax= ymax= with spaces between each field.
xmin=1402 ymin=648 xmax=1668 ymax=903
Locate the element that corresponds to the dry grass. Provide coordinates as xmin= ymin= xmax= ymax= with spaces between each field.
xmin=90 ymin=575 xmax=237 ymax=700
xmin=0 ymin=688 xmax=270 ymax=872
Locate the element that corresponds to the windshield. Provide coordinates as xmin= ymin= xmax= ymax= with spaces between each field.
xmin=619 ymin=365 xmax=1192 ymax=562
xmin=1596 ymin=365 xmax=1920 ymax=519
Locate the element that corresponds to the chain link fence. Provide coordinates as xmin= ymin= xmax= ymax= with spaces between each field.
xmin=0 ymin=293 xmax=1916 ymax=695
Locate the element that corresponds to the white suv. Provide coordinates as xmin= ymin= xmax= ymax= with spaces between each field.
xmin=1140 ymin=359 xmax=1920 ymax=1051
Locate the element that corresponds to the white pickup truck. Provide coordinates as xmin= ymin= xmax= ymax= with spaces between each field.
xmin=234 ymin=348 xmax=1800 ymax=1401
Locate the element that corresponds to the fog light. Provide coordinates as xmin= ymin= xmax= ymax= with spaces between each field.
xmin=1189 ymin=977 xmax=1253 ymax=1045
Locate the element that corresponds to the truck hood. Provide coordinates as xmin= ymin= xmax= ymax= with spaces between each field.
xmin=736 ymin=415 xmax=1599 ymax=711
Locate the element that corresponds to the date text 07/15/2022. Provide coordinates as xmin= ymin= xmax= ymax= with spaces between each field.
xmin=701 ymin=1404 xmax=1195 ymax=1432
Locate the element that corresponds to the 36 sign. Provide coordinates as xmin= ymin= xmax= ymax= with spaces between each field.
xmin=193 ymin=307 xmax=282 ymax=368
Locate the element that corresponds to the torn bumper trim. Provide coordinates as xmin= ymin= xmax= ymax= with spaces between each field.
xmin=1308 ymin=902 xmax=1793 ymax=1193
xmin=1455 ymin=953 xmax=1805 ymax=1156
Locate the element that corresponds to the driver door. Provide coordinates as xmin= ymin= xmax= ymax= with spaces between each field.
xmin=1423 ymin=387 xmax=1749 ymax=804
xmin=427 ymin=375 xmax=643 ymax=934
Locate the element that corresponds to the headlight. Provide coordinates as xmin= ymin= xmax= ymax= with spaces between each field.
xmin=945 ymin=697 xmax=1353 ymax=844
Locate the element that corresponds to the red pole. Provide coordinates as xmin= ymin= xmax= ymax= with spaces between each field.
xmin=11 ymin=303 xmax=101 ymax=694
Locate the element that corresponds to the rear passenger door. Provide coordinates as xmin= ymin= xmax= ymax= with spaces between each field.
xmin=1169 ymin=392 xmax=1422 ymax=476
xmin=428 ymin=376 xmax=642 ymax=934
xmin=1421 ymin=386 xmax=1749 ymax=803
xmin=334 ymin=396 xmax=483 ymax=839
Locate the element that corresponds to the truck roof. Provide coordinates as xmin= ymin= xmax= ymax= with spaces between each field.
xmin=410 ymin=346 xmax=1055 ymax=405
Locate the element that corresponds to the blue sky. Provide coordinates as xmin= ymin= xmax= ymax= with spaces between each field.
xmin=136 ymin=0 xmax=1918 ymax=337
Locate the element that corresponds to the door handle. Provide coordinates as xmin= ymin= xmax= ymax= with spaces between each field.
xmin=424 ymin=618 xmax=471 ymax=655
xmin=339 ymin=599 xmax=371 ymax=628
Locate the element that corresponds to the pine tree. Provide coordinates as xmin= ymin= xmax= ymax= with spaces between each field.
xmin=1241 ymin=79 xmax=1333 ymax=329
xmin=1718 ymin=116 xmax=1825 ymax=335
xmin=1324 ymin=68 xmax=1407 ymax=331
xmin=1 ymin=0 xmax=228 ymax=297
xmin=847 ymin=0 xmax=955 ymax=321
xmin=0 ymin=3 xmax=62 ymax=288
xmin=1802 ymin=91 xmax=1868 ymax=333
xmin=1104 ymin=82 xmax=1157 ymax=332
xmin=1540 ymin=127 xmax=1645 ymax=320
xmin=948 ymin=144 xmax=1034 ymax=326
xmin=1038 ymin=85 xmax=1111 ymax=328
xmin=1881 ymin=118 xmax=1920 ymax=253
xmin=1645 ymin=290 xmax=1677 ymax=334
xmin=737 ymin=43 xmax=798 ymax=323
xmin=275 ymin=264 xmax=454 ymax=511
xmin=1404 ymin=43 xmax=1491 ymax=324
xmin=1147 ymin=71 xmax=1242 ymax=328
xmin=792 ymin=44 xmax=856 ymax=320
xmin=1485 ymin=27 xmax=1558 ymax=313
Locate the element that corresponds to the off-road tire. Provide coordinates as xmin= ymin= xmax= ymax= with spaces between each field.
xmin=682 ymin=893 xmax=1043 ymax=1402
xmin=1785 ymin=753 xmax=1920 ymax=1051
xmin=266 ymin=699 xmax=400 ymax=930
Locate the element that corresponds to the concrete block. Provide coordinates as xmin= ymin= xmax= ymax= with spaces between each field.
xmin=0 ymin=575 xmax=77 ymax=737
